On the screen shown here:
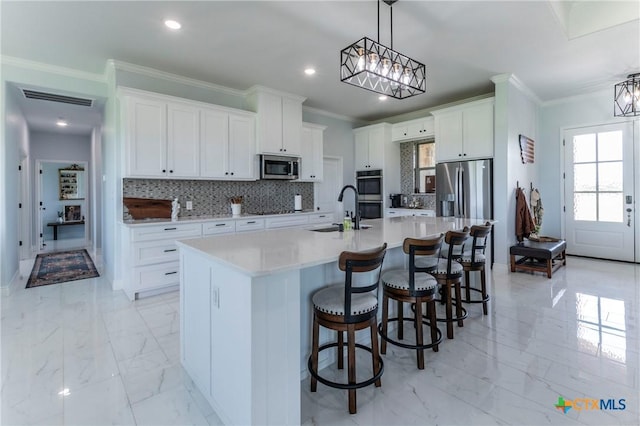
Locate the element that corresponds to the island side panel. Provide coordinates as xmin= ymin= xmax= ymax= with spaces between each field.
xmin=250 ymin=269 xmax=301 ymax=425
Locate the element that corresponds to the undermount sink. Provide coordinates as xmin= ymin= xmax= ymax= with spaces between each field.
xmin=310 ymin=224 xmax=372 ymax=232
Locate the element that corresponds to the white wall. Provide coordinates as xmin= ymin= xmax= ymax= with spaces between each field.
xmin=1 ymin=82 xmax=29 ymax=288
xmin=538 ymin=89 xmax=639 ymax=237
xmin=492 ymin=75 xmax=539 ymax=264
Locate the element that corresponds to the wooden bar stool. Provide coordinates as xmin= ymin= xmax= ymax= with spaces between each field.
xmin=418 ymin=228 xmax=469 ymax=339
xmin=308 ymin=243 xmax=387 ymax=414
xmin=458 ymin=223 xmax=492 ymax=315
xmin=379 ymin=235 xmax=443 ymax=370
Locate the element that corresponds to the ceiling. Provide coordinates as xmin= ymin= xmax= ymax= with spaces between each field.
xmin=2 ymin=1 xmax=639 ymax=134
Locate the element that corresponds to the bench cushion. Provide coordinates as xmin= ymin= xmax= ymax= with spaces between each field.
xmin=510 ymin=240 xmax=566 ymax=259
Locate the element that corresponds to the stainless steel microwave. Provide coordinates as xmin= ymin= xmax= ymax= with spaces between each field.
xmin=260 ymin=155 xmax=300 ymax=180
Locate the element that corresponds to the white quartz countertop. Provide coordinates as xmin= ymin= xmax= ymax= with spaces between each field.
xmin=121 ymin=209 xmax=320 ymax=227
xmin=177 ymin=216 xmax=493 ymax=277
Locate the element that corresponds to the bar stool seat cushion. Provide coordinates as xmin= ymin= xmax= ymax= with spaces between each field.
xmin=457 ymin=252 xmax=486 ymax=264
xmin=415 ymin=258 xmax=463 ymax=275
xmin=312 ymin=285 xmax=378 ymax=316
xmin=381 ymin=269 xmax=438 ymax=291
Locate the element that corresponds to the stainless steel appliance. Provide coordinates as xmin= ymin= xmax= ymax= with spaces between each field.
xmin=389 ymin=194 xmax=402 ymax=208
xmin=356 ymin=170 xmax=382 ymax=218
xmin=260 ymin=155 xmax=300 ymax=180
xmin=436 ymin=159 xmax=493 ymax=219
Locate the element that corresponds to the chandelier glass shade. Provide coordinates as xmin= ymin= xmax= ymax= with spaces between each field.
xmin=340 ymin=1 xmax=426 ymax=99
xmin=614 ymin=72 xmax=640 ymax=117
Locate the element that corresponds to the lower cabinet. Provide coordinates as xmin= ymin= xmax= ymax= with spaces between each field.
xmin=385 ymin=208 xmax=436 ymax=218
xmin=122 ymin=212 xmax=331 ymax=300
xmin=122 ymin=222 xmax=201 ymax=300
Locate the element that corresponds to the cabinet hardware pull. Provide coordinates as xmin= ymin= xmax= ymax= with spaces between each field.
xmin=246 ymin=221 xmax=256 ymax=224
xmin=319 ymin=215 xmax=326 ymax=218
xmin=215 ymin=223 xmax=226 ymax=227
xmin=164 ymin=227 xmax=177 ymax=231
xmin=164 ymin=249 xmax=177 ymax=252
xmin=162 ymin=169 xmax=166 ymax=173
xmin=165 ymin=271 xmax=177 ymax=275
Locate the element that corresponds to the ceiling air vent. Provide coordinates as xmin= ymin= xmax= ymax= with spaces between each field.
xmin=22 ymin=89 xmax=93 ymax=107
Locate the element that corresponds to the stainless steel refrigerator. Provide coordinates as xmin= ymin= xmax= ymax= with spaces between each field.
xmin=436 ymin=159 xmax=493 ymax=219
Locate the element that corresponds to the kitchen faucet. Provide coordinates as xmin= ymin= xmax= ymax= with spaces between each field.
xmin=337 ymin=185 xmax=360 ymax=230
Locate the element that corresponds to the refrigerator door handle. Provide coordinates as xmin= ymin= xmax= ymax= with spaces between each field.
xmin=459 ymin=166 xmax=465 ymax=217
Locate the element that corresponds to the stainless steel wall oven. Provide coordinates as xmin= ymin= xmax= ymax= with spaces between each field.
xmin=356 ymin=170 xmax=383 ymax=219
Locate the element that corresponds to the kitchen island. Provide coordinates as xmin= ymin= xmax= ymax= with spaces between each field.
xmin=177 ymin=215 xmax=492 ymax=425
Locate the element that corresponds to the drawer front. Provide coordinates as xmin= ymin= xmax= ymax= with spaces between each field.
xmin=132 ymin=261 xmax=180 ymax=292
xmin=132 ymin=240 xmax=180 ymax=266
xmin=235 ymin=218 xmax=265 ymax=232
xmin=203 ymin=220 xmax=236 ymax=236
xmin=265 ymin=215 xmax=309 ymax=229
xmin=415 ymin=210 xmax=435 ymax=217
xmin=131 ymin=223 xmax=202 ymax=242
xmin=307 ymin=213 xmax=332 ymax=224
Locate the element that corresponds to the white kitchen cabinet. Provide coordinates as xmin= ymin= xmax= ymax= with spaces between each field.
xmin=391 ymin=116 xmax=434 ymax=142
xmin=299 ymin=123 xmax=325 ymax=181
xmin=235 ymin=218 xmax=265 ymax=232
xmin=265 ymin=215 xmax=309 ymax=229
xmin=200 ymin=107 xmax=257 ymax=180
xmin=246 ymin=87 xmax=305 ymax=156
xmin=354 ymin=124 xmax=389 ymax=170
xmin=432 ymin=97 xmax=494 ymax=163
xmin=122 ymin=222 xmax=202 ymax=300
xmin=123 ymin=93 xmax=167 ymax=177
xmin=167 ymin=101 xmax=200 ymax=177
xmin=308 ymin=212 xmax=333 ymax=224
xmin=385 ymin=208 xmax=435 ymax=217
xmin=202 ymin=220 xmax=236 ymax=235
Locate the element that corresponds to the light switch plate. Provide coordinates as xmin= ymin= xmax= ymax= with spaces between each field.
xmin=186 ymin=201 xmax=193 ymax=210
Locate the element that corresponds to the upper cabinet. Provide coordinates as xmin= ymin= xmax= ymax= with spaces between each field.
xmin=354 ymin=124 xmax=390 ymax=170
xmin=391 ymin=116 xmax=434 ymax=142
xmin=431 ymin=97 xmax=494 ymax=163
xmin=120 ymin=88 xmax=257 ymax=180
xmin=245 ymin=87 xmax=305 ymax=156
xmin=299 ymin=123 xmax=325 ymax=181
xmin=200 ymin=108 xmax=256 ymax=180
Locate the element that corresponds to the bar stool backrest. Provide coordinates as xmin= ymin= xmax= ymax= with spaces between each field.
xmin=403 ymin=234 xmax=444 ymax=296
xmin=338 ymin=243 xmax=388 ymax=323
xmin=443 ymin=228 xmax=470 ymax=276
xmin=466 ymin=222 xmax=492 ymax=264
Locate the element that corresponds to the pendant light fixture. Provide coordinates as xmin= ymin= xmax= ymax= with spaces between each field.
xmin=340 ymin=0 xmax=426 ymax=99
xmin=614 ymin=72 xmax=640 ymax=117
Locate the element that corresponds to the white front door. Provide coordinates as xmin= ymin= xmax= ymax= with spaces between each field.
xmin=564 ymin=122 xmax=635 ymax=261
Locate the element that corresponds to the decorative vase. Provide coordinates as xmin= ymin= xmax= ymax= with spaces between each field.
xmin=231 ymin=203 xmax=241 ymax=216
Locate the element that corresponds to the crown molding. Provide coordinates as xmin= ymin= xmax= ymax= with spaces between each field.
xmin=540 ymin=86 xmax=610 ymax=107
xmin=108 ymin=59 xmax=245 ymax=97
xmin=302 ymin=105 xmax=359 ymax=123
xmin=491 ymin=73 xmax=542 ymax=105
xmin=1 ymin=56 xmax=106 ymax=83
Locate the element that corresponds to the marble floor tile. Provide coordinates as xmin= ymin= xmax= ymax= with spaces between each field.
xmin=1 ymin=254 xmax=638 ymax=425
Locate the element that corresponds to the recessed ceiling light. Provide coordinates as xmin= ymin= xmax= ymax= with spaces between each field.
xmin=58 ymin=388 xmax=70 ymax=396
xmin=56 ymin=119 xmax=68 ymax=127
xmin=164 ymin=19 xmax=182 ymax=30
xmin=378 ymin=95 xmax=388 ymax=101
xmin=304 ymin=68 xmax=316 ymax=76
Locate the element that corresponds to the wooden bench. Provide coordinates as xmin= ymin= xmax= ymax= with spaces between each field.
xmin=510 ymin=239 xmax=566 ymax=278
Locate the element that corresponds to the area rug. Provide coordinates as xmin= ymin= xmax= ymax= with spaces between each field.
xmin=26 ymin=249 xmax=99 ymax=288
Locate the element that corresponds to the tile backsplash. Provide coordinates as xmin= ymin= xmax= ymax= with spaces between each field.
xmin=400 ymin=141 xmax=436 ymax=210
xmin=123 ymin=179 xmax=315 ymax=219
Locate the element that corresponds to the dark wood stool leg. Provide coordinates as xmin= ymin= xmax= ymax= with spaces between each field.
xmin=337 ymin=331 xmax=344 ymax=370
xmin=347 ymin=324 xmax=357 ymax=414
xmin=510 ymin=255 xmax=516 ymax=272
xmin=369 ymin=317 xmax=382 ymax=387
xmin=546 ymin=259 xmax=552 ymax=278
xmin=428 ymin=300 xmax=439 ymax=352
xmin=397 ymin=299 xmax=404 ymax=340
xmin=454 ymin=279 xmax=464 ymax=327
xmin=380 ymin=292 xmax=389 ymax=354
xmin=465 ymin=270 xmax=471 ymax=302
xmin=444 ymin=282 xmax=453 ymax=339
xmin=414 ymin=298 xmax=424 ymax=369
xmin=480 ymin=267 xmax=488 ymax=315
xmin=310 ymin=314 xmax=319 ymax=392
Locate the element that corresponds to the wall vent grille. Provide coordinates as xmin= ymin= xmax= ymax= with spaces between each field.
xmin=22 ymin=89 xmax=93 ymax=107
